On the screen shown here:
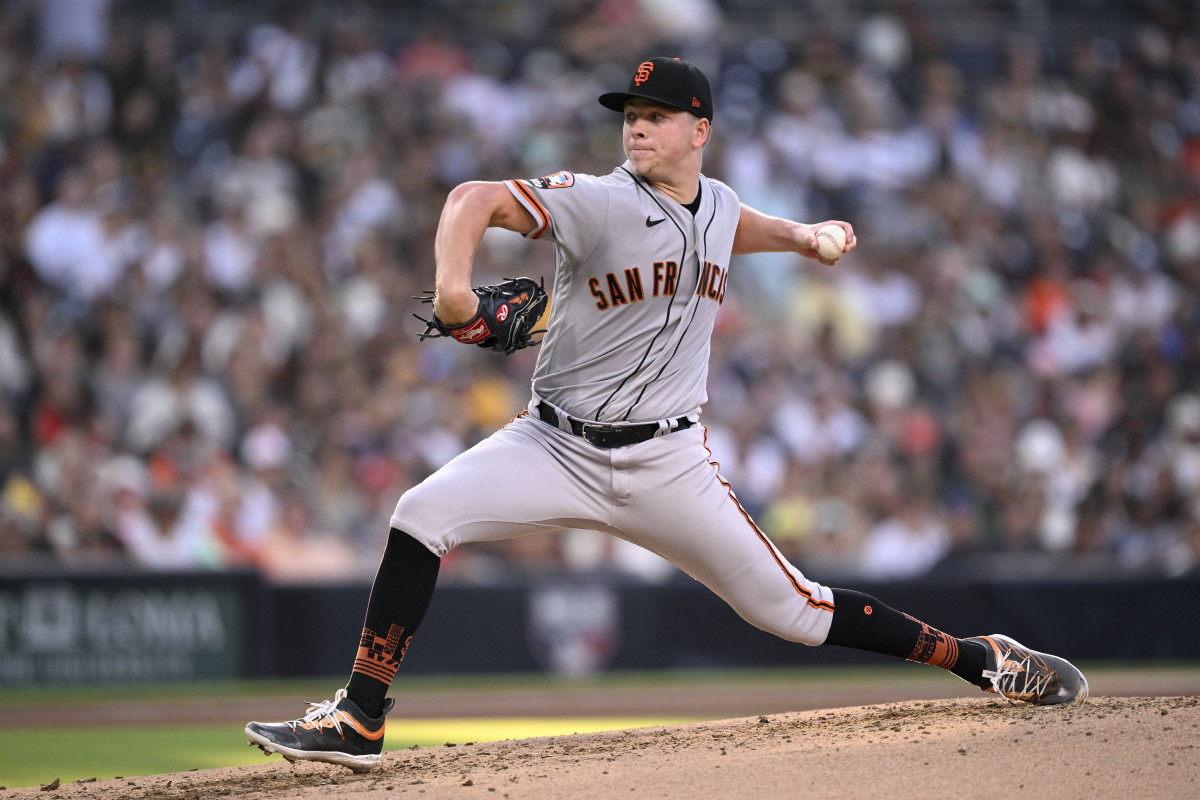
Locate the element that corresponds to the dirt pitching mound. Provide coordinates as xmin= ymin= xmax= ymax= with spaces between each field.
xmin=9 ymin=696 xmax=1198 ymax=800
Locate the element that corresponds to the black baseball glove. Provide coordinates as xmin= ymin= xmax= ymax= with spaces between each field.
xmin=414 ymin=276 xmax=548 ymax=356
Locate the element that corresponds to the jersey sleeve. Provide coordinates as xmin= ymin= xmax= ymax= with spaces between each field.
xmin=505 ymin=170 xmax=608 ymax=267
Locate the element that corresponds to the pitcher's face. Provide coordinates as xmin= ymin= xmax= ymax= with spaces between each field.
xmin=622 ymin=99 xmax=708 ymax=181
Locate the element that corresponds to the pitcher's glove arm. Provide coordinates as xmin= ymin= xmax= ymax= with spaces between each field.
xmin=414 ymin=276 xmax=548 ymax=356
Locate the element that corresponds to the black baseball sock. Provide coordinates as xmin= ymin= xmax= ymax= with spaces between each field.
xmin=344 ymin=528 xmax=441 ymax=718
xmin=823 ymin=588 xmax=988 ymax=687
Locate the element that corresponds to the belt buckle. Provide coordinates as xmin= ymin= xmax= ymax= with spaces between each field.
xmin=581 ymin=422 xmax=617 ymax=448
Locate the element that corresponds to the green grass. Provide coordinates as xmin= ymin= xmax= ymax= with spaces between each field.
xmin=3 ymin=724 xmax=256 ymax=788
xmin=1 ymin=662 xmax=1195 ymax=790
xmin=0 ymin=668 xmax=813 ymax=788
xmin=0 ymin=664 xmax=931 ymax=707
xmin=0 ymin=717 xmax=697 ymax=789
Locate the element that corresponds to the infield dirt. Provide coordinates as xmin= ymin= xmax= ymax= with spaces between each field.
xmin=5 ymin=695 xmax=1197 ymax=800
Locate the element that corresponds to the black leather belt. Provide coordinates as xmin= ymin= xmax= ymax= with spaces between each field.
xmin=535 ymin=404 xmax=693 ymax=449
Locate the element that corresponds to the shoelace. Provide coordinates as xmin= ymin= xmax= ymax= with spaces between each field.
xmin=983 ymin=646 xmax=1054 ymax=704
xmin=288 ymin=688 xmax=349 ymax=733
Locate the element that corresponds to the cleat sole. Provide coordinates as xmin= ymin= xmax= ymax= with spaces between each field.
xmin=245 ymin=726 xmax=382 ymax=772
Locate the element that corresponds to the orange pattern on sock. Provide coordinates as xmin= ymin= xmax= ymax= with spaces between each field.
xmin=352 ymin=623 xmax=409 ymax=685
xmin=904 ymin=616 xmax=960 ymax=670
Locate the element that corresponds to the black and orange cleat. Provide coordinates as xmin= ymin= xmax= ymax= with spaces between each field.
xmin=967 ymin=634 xmax=1088 ymax=706
xmin=245 ymin=689 xmax=393 ymax=772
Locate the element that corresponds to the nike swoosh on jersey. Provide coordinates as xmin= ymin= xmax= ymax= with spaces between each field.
xmin=645 ymin=216 xmax=666 ymax=227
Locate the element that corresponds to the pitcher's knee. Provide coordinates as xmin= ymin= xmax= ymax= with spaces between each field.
xmin=390 ymin=488 xmax=450 ymax=555
xmin=760 ymin=622 xmax=826 ymax=646
xmin=739 ymin=604 xmax=833 ymax=646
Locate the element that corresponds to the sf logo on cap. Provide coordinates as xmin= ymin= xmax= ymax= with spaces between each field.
xmin=634 ymin=61 xmax=654 ymax=86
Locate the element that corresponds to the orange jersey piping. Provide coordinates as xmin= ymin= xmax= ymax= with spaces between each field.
xmin=701 ymin=425 xmax=835 ymax=613
xmin=509 ymin=180 xmax=550 ymax=239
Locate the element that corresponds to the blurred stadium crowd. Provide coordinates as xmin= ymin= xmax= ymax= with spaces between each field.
xmin=1 ymin=0 xmax=1199 ymax=583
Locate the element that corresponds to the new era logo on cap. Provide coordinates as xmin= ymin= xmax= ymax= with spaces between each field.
xmin=598 ymin=57 xmax=714 ymax=121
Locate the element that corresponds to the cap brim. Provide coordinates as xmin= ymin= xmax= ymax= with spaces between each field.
xmin=598 ymin=91 xmax=695 ymax=115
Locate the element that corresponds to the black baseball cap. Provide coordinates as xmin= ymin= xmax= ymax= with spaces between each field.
xmin=599 ymin=57 xmax=713 ymax=121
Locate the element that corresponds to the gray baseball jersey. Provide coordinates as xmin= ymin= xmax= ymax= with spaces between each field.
xmin=509 ymin=164 xmax=734 ymax=424
xmin=392 ymin=163 xmax=836 ymax=647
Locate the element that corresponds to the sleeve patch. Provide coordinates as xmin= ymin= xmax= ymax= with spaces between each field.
xmin=530 ymin=170 xmax=575 ymax=189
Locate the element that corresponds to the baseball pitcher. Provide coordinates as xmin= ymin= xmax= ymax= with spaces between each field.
xmin=246 ymin=57 xmax=1087 ymax=772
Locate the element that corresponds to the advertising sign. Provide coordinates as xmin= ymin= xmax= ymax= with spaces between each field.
xmin=0 ymin=573 xmax=253 ymax=686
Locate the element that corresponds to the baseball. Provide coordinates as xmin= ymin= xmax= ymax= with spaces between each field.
xmin=814 ymin=224 xmax=847 ymax=261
